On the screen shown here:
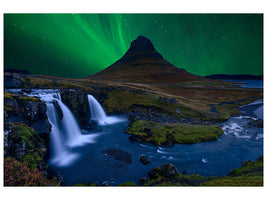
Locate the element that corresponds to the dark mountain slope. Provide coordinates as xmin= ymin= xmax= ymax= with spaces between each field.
xmin=88 ymin=36 xmax=205 ymax=84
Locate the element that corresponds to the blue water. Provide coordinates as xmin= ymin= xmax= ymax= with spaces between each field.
xmin=7 ymin=85 xmax=263 ymax=186
xmin=48 ymin=101 xmax=263 ymax=186
xmin=46 ymin=80 xmax=263 ymax=185
xmin=221 ymin=79 xmax=263 ymax=89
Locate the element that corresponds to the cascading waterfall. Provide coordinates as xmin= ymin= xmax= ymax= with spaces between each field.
xmin=24 ymin=90 xmax=98 ymax=166
xmin=46 ymin=102 xmax=80 ymax=166
xmin=87 ymin=94 xmax=127 ymax=125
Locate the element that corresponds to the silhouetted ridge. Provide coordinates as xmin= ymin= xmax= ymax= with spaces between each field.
xmin=127 ymin=36 xmax=156 ymax=53
xmin=88 ymin=36 xmax=205 ymax=84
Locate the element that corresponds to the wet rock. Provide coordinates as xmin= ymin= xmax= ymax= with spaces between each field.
xmin=148 ymin=167 xmax=161 ymax=179
xmin=128 ymin=135 xmax=142 ymax=143
xmin=161 ymin=163 xmax=179 ymax=178
xmin=102 ymin=148 xmax=132 ymax=164
xmin=52 ymin=100 xmax=63 ymax=120
xmin=248 ymin=119 xmax=263 ymax=128
xmin=140 ymin=156 xmax=151 ymax=165
xmin=89 ymin=118 xmax=98 ymax=125
xmin=60 ymin=89 xmax=89 ymax=128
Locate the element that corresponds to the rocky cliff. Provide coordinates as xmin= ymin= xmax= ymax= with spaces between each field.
xmin=4 ymin=91 xmax=53 ymax=186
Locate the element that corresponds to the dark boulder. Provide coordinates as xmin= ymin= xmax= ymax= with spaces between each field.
xmin=148 ymin=167 xmax=161 ymax=179
xmin=140 ymin=155 xmax=151 ymax=165
xmin=160 ymin=163 xmax=179 ymax=178
xmin=102 ymin=148 xmax=132 ymax=164
xmin=89 ymin=118 xmax=98 ymax=125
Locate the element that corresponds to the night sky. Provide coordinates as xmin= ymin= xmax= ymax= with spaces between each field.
xmin=4 ymin=14 xmax=263 ymax=78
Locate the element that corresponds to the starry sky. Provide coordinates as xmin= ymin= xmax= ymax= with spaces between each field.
xmin=4 ymin=14 xmax=263 ymax=78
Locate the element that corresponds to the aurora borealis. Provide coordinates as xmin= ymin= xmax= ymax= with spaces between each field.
xmin=4 ymin=14 xmax=263 ymax=78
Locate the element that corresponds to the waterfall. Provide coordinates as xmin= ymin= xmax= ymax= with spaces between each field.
xmin=46 ymin=102 xmax=80 ymax=166
xmin=87 ymin=94 xmax=127 ymax=125
xmin=23 ymin=90 xmax=98 ymax=166
xmin=55 ymin=99 xmax=96 ymax=148
xmin=88 ymin=94 xmax=108 ymax=125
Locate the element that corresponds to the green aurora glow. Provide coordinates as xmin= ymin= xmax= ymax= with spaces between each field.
xmin=4 ymin=14 xmax=263 ymax=78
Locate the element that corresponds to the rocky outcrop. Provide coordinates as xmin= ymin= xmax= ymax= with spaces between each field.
xmin=4 ymin=92 xmax=51 ymax=142
xmin=140 ymin=163 xmax=211 ymax=186
xmin=60 ymin=89 xmax=89 ymax=128
xmin=4 ymin=91 xmax=52 ymax=184
xmin=5 ymin=123 xmax=48 ymax=171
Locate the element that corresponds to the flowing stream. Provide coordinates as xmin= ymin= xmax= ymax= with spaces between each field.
xmin=6 ymin=83 xmax=263 ymax=185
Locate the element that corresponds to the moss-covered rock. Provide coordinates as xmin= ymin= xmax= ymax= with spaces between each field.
xmin=141 ymin=157 xmax=263 ymax=186
xmin=5 ymin=123 xmax=47 ymax=170
xmin=126 ymin=120 xmax=224 ymax=145
xmin=141 ymin=163 xmax=211 ymax=186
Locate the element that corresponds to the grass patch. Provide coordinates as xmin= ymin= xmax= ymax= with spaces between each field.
xmin=201 ymin=156 xmax=263 ymax=186
xmin=126 ymin=120 xmax=223 ymax=145
xmin=118 ymin=182 xmax=138 ymax=186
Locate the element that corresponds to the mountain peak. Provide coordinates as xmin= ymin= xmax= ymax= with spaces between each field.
xmin=126 ymin=36 xmax=156 ymax=54
xmin=88 ymin=36 xmax=204 ymax=84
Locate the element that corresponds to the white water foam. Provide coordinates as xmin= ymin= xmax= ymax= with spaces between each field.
xmin=87 ymin=94 xmax=127 ymax=125
xmin=202 ymin=158 xmax=208 ymax=163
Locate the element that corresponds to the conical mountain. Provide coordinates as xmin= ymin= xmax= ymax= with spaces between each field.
xmin=88 ymin=36 xmax=204 ymax=84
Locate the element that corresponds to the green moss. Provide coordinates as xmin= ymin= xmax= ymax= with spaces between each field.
xmin=118 ymin=182 xmax=138 ymax=186
xmin=18 ymin=96 xmax=40 ymax=102
xmin=21 ymin=152 xmax=42 ymax=169
xmin=126 ymin=120 xmax=223 ymax=145
xmin=9 ymin=122 xmax=44 ymax=150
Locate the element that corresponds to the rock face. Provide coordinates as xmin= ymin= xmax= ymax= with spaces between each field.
xmin=60 ymin=89 xmax=90 ymax=128
xmin=4 ymin=92 xmax=51 ymax=179
xmin=89 ymin=36 xmax=204 ymax=84
xmin=4 ymin=92 xmax=51 ymax=142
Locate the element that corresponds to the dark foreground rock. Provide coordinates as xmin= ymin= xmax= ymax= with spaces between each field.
xmin=140 ymin=156 xmax=151 ymax=165
xmin=141 ymin=157 xmax=263 ymax=186
xmin=4 ymin=91 xmax=57 ymax=186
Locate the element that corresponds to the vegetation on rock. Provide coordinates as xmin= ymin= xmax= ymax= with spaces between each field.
xmin=126 ymin=120 xmax=223 ymax=145
xmin=141 ymin=156 xmax=263 ymax=186
xmin=4 ymin=157 xmax=48 ymax=186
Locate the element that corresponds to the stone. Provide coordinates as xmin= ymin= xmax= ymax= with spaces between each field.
xmin=140 ymin=156 xmax=151 ymax=165
xmin=89 ymin=118 xmax=99 ymax=125
xmin=161 ymin=163 xmax=179 ymax=178
xmin=148 ymin=167 xmax=161 ymax=179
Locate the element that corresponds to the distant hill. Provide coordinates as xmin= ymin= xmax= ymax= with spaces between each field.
xmin=4 ymin=69 xmax=30 ymax=75
xmin=205 ymin=74 xmax=263 ymax=80
xmin=87 ymin=36 xmax=205 ymax=84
